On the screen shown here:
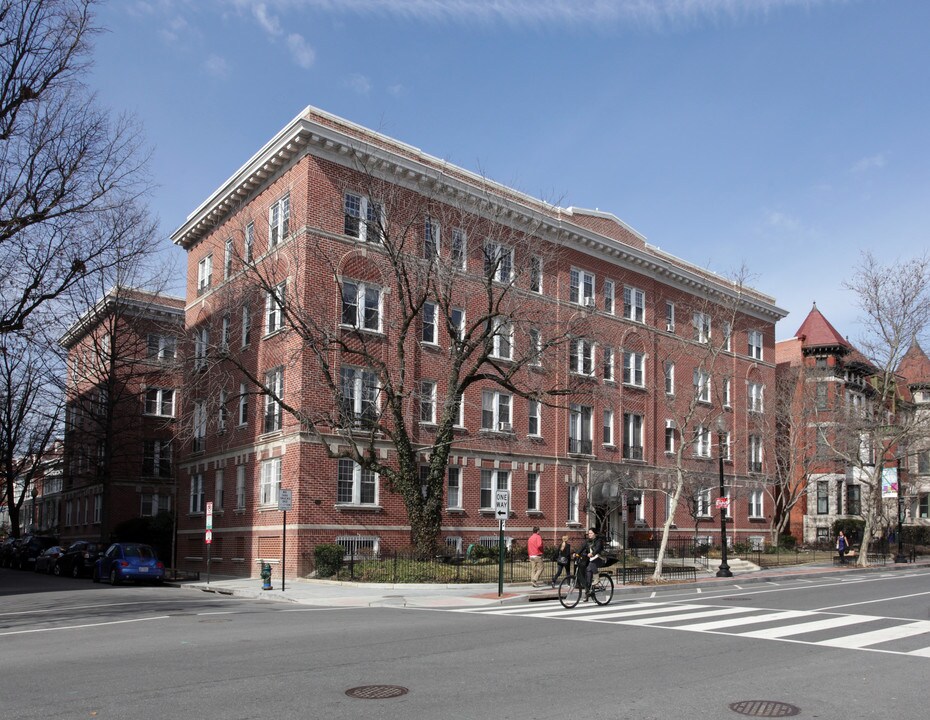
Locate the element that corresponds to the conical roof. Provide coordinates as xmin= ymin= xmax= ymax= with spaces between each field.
xmin=794 ymin=303 xmax=852 ymax=352
xmin=898 ymin=341 xmax=930 ymax=388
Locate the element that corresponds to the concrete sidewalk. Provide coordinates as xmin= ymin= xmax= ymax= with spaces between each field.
xmin=171 ymin=558 xmax=929 ymax=609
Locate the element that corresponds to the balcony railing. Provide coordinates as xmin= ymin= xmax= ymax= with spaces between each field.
xmin=568 ymin=437 xmax=593 ymax=455
xmin=623 ymin=444 xmax=644 ymax=461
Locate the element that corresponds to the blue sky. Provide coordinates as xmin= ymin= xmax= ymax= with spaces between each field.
xmin=89 ymin=0 xmax=929 ymax=341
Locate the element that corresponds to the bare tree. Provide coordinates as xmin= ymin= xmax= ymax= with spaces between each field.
xmin=0 ymin=333 xmax=60 ymax=537
xmin=202 ymin=159 xmax=587 ymax=558
xmin=0 ymin=0 xmax=155 ymax=335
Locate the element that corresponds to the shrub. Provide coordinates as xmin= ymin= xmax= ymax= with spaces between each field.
xmin=314 ymin=544 xmax=345 ymax=578
xmin=780 ymin=534 xmax=797 ymax=550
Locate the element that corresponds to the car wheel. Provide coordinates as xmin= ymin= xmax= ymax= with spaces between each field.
xmin=109 ymin=568 xmax=120 ymax=586
xmin=53 ymin=562 xmax=62 ymax=577
xmin=71 ymin=564 xmax=81 ymax=579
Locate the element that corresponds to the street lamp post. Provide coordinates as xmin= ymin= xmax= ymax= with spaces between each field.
xmin=30 ymin=486 xmax=38 ymax=530
xmin=894 ymin=458 xmax=907 ymax=564
xmin=716 ymin=416 xmax=732 ymax=578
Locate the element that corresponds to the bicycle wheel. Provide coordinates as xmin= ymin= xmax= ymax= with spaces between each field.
xmin=558 ymin=577 xmax=582 ymax=608
xmin=592 ymin=573 xmax=614 ymax=605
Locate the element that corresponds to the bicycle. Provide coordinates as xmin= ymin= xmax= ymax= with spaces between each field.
xmin=558 ymin=565 xmax=614 ymax=608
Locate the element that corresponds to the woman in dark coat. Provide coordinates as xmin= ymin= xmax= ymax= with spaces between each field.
xmin=550 ymin=535 xmax=572 ymax=587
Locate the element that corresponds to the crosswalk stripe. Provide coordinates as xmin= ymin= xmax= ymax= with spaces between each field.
xmin=623 ymin=607 xmax=755 ymax=626
xmin=582 ymin=604 xmax=706 ymax=621
xmin=907 ymin=645 xmax=930 ymax=657
xmin=739 ymin=614 xmax=876 ymax=639
xmin=819 ymin=621 xmax=930 ymax=649
xmin=677 ymin=610 xmax=811 ymax=632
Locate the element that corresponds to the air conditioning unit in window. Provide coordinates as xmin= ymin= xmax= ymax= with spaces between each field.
xmin=498 ymin=421 xmax=513 ymax=433
xmin=666 ymin=323 xmax=675 ymax=332
xmin=583 ymin=297 xmax=596 ymax=309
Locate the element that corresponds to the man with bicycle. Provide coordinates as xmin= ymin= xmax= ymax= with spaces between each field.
xmin=579 ymin=527 xmax=604 ymax=602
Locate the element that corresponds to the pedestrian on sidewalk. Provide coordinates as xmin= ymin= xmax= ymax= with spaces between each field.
xmin=551 ymin=534 xmax=572 ymax=587
xmin=528 ymin=526 xmax=544 ymax=587
xmin=836 ymin=530 xmax=850 ymax=564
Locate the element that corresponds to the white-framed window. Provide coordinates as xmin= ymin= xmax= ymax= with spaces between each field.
xmin=340 ymin=366 xmax=379 ymax=428
xmin=665 ymin=301 xmax=676 ymax=332
xmin=236 ymin=465 xmax=246 ymax=510
xmin=238 ymin=382 xmax=248 ymax=426
xmin=570 ymin=338 xmax=595 ymax=375
xmin=603 ymin=346 xmax=614 ymax=381
xmin=484 ymin=242 xmax=514 ymax=283
xmin=197 ymin=255 xmax=212 ymax=295
xmin=190 ymin=473 xmax=204 ymax=514
xmin=215 ymin=468 xmax=224 ymax=508
xmin=693 ymin=312 xmax=711 ymax=343
xmin=265 ymin=282 xmax=286 ymax=335
xmin=142 ymin=440 xmax=172 ymax=478
xmin=489 ymin=318 xmax=513 ymax=360
xmin=344 ymin=193 xmax=383 ymax=243
xmin=603 ymin=280 xmax=615 ymax=314
xmin=450 ymin=307 xmax=465 ymax=344
xmin=259 ymin=457 xmax=281 ymax=506
xmin=623 ymin=351 xmax=645 ymax=387
xmin=722 ymin=321 xmax=732 ymax=352
xmin=424 ymin=216 xmax=440 ymax=258
xmin=422 ymin=301 xmax=437 ymax=344
xmin=480 ymin=469 xmax=511 ymax=510
xmin=530 ymin=255 xmax=543 ymax=293
xmin=568 ymin=483 xmax=580 ymax=523
xmin=696 ymin=487 xmax=712 ymax=517
xmin=664 ymin=361 xmax=675 ymax=395
xmin=749 ymin=488 xmax=764 ymax=518
xmin=220 ymin=315 xmax=230 ymax=352
xmin=450 ymin=228 xmax=466 ymax=269
xmin=337 ymin=459 xmax=378 ymax=505
xmin=147 ymin=334 xmax=176 ymax=360
xmin=695 ymin=425 xmax=712 ymax=458
xmin=218 ymin=389 xmax=228 ymax=432
xmin=569 ymin=268 xmax=595 ymax=306
xmin=664 ymin=419 xmax=676 ymax=453
xmin=623 ymin=286 xmax=645 ymax=323
xmin=140 ymin=493 xmax=170 ymax=518
xmin=748 ymin=330 xmax=764 ymax=360
xmin=341 ymin=280 xmax=382 ymax=332
xmin=748 ymin=382 xmax=764 ymax=413
xmin=569 ymin=404 xmax=593 ymax=455
xmin=419 ymin=380 xmax=436 ymax=424
xmin=603 ymin=408 xmax=614 ymax=446
xmin=527 ymin=472 xmax=540 ymax=511
xmin=263 ymin=367 xmax=283 ymax=433
xmin=694 ymin=369 xmax=711 ymax=403
xmin=144 ymin=388 xmax=175 ymax=417
xmin=723 ymin=377 xmax=731 ymax=408
xmin=192 ymin=400 xmax=206 ymax=453
xmin=529 ymin=327 xmax=542 ymax=366
xmin=224 ymin=238 xmax=233 ymax=280
xmin=453 ymin=393 xmax=465 ymax=428
xmin=245 ymin=222 xmax=254 ymax=262
xmin=447 ymin=466 xmax=462 ymax=509
xmin=93 ymin=494 xmax=102 ymax=524
xmin=749 ymin=435 xmax=763 ymax=473
xmin=623 ymin=412 xmax=643 ymax=460
xmin=528 ymin=398 xmax=541 ymax=436
xmin=194 ymin=327 xmax=208 ymax=371
xmin=481 ymin=390 xmax=512 ymax=432
xmin=268 ymin=194 xmax=289 ymax=247
xmin=241 ymin=306 xmax=251 ymax=347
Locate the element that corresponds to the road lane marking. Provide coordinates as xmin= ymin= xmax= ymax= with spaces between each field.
xmin=622 ymin=607 xmax=755 ymax=626
xmin=739 ymin=614 xmax=875 ymax=639
xmin=196 ymin=611 xmax=236 ymax=616
xmin=819 ymin=621 xmax=930 ymax=649
xmin=680 ymin=610 xmax=811 ymax=632
xmin=0 ymin=616 xmax=169 ymax=637
xmin=813 ymin=589 xmax=930 ymax=612
xmin=0 ymin=598 xmax=230 ymax=618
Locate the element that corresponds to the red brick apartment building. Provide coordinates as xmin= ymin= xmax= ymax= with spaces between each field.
xmin=171 ymin=106 xmax=787 ymax=577
xmin=59 ymin=288 xmax=185 ymax=548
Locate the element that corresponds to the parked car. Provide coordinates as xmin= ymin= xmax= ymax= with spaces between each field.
xmin=11 ymin=536 xmax=59 ymax=570
xmin=0 ymin=537 xmax=20 ymax=568
xmin=54 ymin=540 xmax=105 ymax=578
xmin=93 ymin=543 xmax=165 ymax=585
xmin=33 ymin=545 xmax=66 ymax=574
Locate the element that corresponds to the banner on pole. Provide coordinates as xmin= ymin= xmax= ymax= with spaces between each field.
xmin=881 ymin=466 xmax=899 ymax=498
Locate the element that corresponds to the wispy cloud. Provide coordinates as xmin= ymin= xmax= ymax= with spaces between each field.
xmin=204 ymin=54 xmax=230 ymax=78
xmin=851 ymin=153 xmax=887 ymax=174
xmin=248 ymin=2 xmax=316 ymax=69
xmin=347 ymin=73 xmax=372 ymax=95
xmin=286 ymin=33 xmax=316 ymax=68
xmin=764 ymin=209 xmax=801 ymax=232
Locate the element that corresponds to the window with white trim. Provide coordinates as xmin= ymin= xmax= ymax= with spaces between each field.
xmin=241 ymin=307 xmax=251 ymax=347
xmin=694 ymin=369 xmax=711 ymax=403
xmin=142 ymin=440 xmax=172 ymax=478
xmin=263 ymin=367 xmax=283 ymax=433
xmin=450 ymin=228 xmax=466 ymax=269
xmin=695 ymin=425 xmax=712 ymax=458
xmin=484 ymin=242 xmax=514 ymax=282
xmin=447 ymin=466 xmax=462 ymax=509
xmin=147 ymin=334 xmax=176 ymax=360
xmin=144 ymin=388 xmax=175 ymax=417
xmin=218 ymin=389 xmax=228 ymax=432
xmin=665 ymin=301 xmax=675 ymax=332
xmin=481 ymin=390 xmax=512 ymax=432
xmin=570 ymin=338 xmax=595 ymax=375
xmin=424 ymin=216 xmax=440 ymax=258
xmin=224 ymin=238 xmax=233 ymax=280
xmin=603 ymin=346 xmax=614 ymax=381
xmin=245 ymin=222 xmax=254 ymax=262
xmin=723 ymin=377 xmax=731 ymax=408
xmin=344 ymin=193 xmax=382 ymax=243
xmin=220 ymin=315 xmax=230 ymax=352
xmin=664 ymin=361 xmax=675 ymax=395
xmin=197 ymin=255 xmax=212 ymax=295
xmin=190 ymin=473 xmax=204 ymax=513
xmin=623 ymin=286 xmax=645 ymax=322
xmin=238 ymin=382 xmax=248 ymax=426
xmin=749 ymin=489 xmax=764 ymax=518
xmin=603 ymin=408 xmax=614 ymax=445
xmin=623 ymin=413 xmax=643 ymax=460
xmin=569 ymin=404 xmax=593 ymax=455
xmin=341 ymin=280 xmax=382 ymax=332
xmin=722 ymin=321 xmax=732 ymax=352
xmin=603 ymin=280 xmax=615 ymax=314
xmin=451 ymin=307 xmax=465 ymax=344
xmin=664 ymin=419 xmax=676 ymax=453
xmin=419 ymin=380 xmax=436 ymax=424
xmin=528 ymin=398 xmax=541 ymax=436
xmin=529 ymin=327 xmax=542 ymax=366
xmin=569 ymin=268 xmax=595 ymax=306
xmin=337 ymin=459 xmax=378 ymax=505
xmin=748 ymin=382 xmax=764 ymax=413
xmin=489 ymin=319 xmax=513 ymax=360
xmin=749 ymin=435 xmax=763 ymax=473
xmin=568 ymin=483 xmax=580 ymax=523
xmin=236 ymin=465 xmax=246 ymax=510
xmin=422 ymin=301 xmax=437 ymax=344
xmin=93 ymin=494 xmax=102 ymax=524
xmin=480 ymin=469 xmax=510 ymax=510
xmin=215 ymin=468 xmax=224 ymax=508
xmin=748 ymin=330 xmax=764 ymax=360
xmin=530 ymin=255 xmax=543 ymax=293
xmin=141 ymin=493 xmax=170 ymax=518
xmin=192 ymin=401 xmax=206 ymax=453
xmin=340 ymin=366 xmax=379 ymax=428
xmin=265 ymin=282 xmax=285 ymax=335
xmin=268 ymin=194 xmax=289 ymax=247
xmin=194 ymin=327 xmax=208 ymax=371
xmin=623 ymin=351 xmax=645 ymax=387
xmin=259 ymin=457 xmax=281 ymax=506
xmin=696 ymin=487 xmax=711 ymax=516
xmin=527 ymin=472 xmax=540 ymax=511
xmin=693 ymin=312 xmax=711 ymax=343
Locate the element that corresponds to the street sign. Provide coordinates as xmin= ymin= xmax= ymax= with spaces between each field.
xmin=278 ymin=489 xmax=293 ymax=512
xmin=495 ymin=490 xmax=510 ymax=520
xmin=715 ymin=497 xmax=730 ymax=510
xmin=205 ymin=501 xmax=213 ymax=530
xmin=205 ymin=529 xmax=213 ymax=544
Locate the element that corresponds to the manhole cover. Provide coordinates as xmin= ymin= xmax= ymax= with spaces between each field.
xmin=729 ymin=700 xmax=800 ymax=717
xmin=345 ymin=685 xmax=409 ymax=700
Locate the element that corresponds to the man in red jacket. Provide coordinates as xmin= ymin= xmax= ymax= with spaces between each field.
xmin=528 ymin=526 xmax=544 ymax=587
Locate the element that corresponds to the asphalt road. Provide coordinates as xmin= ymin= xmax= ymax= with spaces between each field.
xmin=2 ymin=566 xmax=929 ymax=720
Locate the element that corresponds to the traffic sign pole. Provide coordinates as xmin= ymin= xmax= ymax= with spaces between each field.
xmin=278 ymin=490 xmax=292 ymax=593
xmin=495 ymin=491 xmax=509 ymax=596
xmin=205 ymin=502 xmax=213 ymax=585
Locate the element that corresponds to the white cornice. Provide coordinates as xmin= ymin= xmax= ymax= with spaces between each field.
xmin=59 ymin=286 xmax=185 ymax=349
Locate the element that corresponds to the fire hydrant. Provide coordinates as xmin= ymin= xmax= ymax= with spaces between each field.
xmin=260 ymin=560 xmax=272 ymax=590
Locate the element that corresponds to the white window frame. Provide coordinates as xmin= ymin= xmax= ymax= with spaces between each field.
xmin=695 ymin=425 xmax=712 ymax=458
xmin=218 ymin=389 xmax=228 ymax=432
xmin=623 ymin=286 xmax=645 ymax=323
xmin=569 ymin=267 xmax=595 ymax=306
xmin=341 ymin=280 xmax=383 ymax=332
xmin=259 ymin=457 xmax=281 ymax=507
xmin=749 ymin=488 xmax=764 ymax=518
xmin=603 ymin=280 xmax=615 ymax=314
xmin=490 ymin=319 xmax=514 ymax=360
xmin=220 ymin=315 xmax=230 ymax=352
xmin=190 ymin=473 xmax=204 ymax=514
xmin=224 ymin=238 xmax=233 ymax=280
xmin=527 ymin=472 xmax=540 ymax=512
xmin=723 ymin=377 xmax=731 ymax=408
xmin=215 ymin=468 xmax=224 ymax=508
xmin=194 ymin=327 xmax=208 ymax=371
xmin=748 ymin=330 xmax=764 ymax=360
xmin=424 ymin=216 xmax=440 ymax=258
xmin=664 ymin=361 xmax=675 ymax=395
xmin=568 ymin=483 xmax=580 ymax=523
xmin=528 ymin=398 xmax=541 ymax=437
xmin=192 ymin=400 xmax=206 ymax=453
xmin=147 ymin=334 xmax=176 ymax=360
xmin=245 ymin=222 xmax=254 ymax=262
xmin=569 ymin=404 xmax=593 ymax=455
xmin=484 ymin=242 xmax=514 ymax=283
xmin=664 ymin=419 xmax=676 ymax=454
xmin=197 ymin=255 xmax=212 ymax=295
xmin=142 ymin=439 xmax=172 ymax=478
xmin=447 ymin=466 xmax=462 ymax=509
xmin=570 ymin=338 xmax=595 ymax=376
xmin=419 ymin=380 xmax=437 ymax=424
xmin=481 ymin=390 xmax=512 ymax=432
xmin=722 ymin=321 xmax=732 ymax=352
xmin=603 ymin=346 xmax=614 ymax=382
xmin=530 ymin=255 xmax=543 ymax=293
xmin=264 ymin=282 xmax=286 ymax=335
xmin=665 ymin=301 xmax=676 ymax=332
xmin=623 ymin=412 xmax=644 ymax=460
xmin=263 ymin=367 xmax=283 ymax=433
xmin=236 ymin=465 xmax=246 ymax=510
xmin=480 ymin=469 xmax=511 ymax=510
xmin=623 ymin=350 xmax=645 ymax=387
xmin=268 ymin=194 xmax=290 ymax=248
xmin=694 ymin=312 xmax=711 ymax=343
xmin=241 ymin=307 xmax=251 ymax=347
xmin=694 ymin=369 xmax=712 ymax=403
xmin=144 ymin=388 xmax=175 ymax=417
xmin=340 ymin=366 xmax=380 ymax=428
xmin=696 ymin=487 xmax=712 ymax=517
xmin=748 ymin=382 xmax=764 ymax=413
xmin=450 ymin=228 xmax=466 ymax=269
xmin=603 ymin=408 xmax=615 ymax=446
xmin=422 ymin=301 xmax=437 ymax=345
xmin=344 ymin=192 xmax=383 ymax=243
xmin=451 ymin=307 xmax=465 ymax=345
xmin=337 ymin=459 xmax=379 ymax=506
xmin=749 ymin=435 xmax=764 ymax=473
xmin=238 ymin=382 xmax=248 ymax=426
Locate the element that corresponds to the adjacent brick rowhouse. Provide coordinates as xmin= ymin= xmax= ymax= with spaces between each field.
xmin=172 ymin=106 xmax=787 ymax=578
